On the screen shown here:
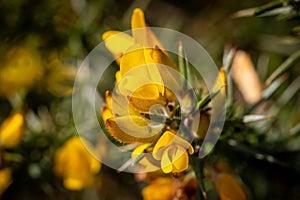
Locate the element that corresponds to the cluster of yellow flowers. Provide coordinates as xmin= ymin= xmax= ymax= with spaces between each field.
xmin=0 ymin=46 xmax=100 ymax=193
xmin=101 ymin=8 xmax=196 ymax=174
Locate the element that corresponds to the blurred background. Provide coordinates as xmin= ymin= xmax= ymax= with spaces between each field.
xmin=0 ymin=0 xmax=300 ymax=199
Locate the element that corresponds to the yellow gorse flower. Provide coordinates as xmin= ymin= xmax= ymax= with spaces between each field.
xmin=102 ymin=8 xmax=177 ymax=144
xmin=0 ymin=47 xmax=43 ymax=97
xmin=0 ymin=113 xmax=24 ymax=149
xmin=153 ymin=131 xmax=194 ymax=173
xmin=101 ymin=8 xmax=197 ymax=174
xmin=54 ymin=136 xmax=101 ymax=191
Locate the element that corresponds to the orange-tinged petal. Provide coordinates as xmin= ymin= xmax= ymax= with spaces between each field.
xmin=215 ymin=173 xmax=247 ymax=200
xmin=105 ymin=90 xmax=112 ymax=110
xmin=0 ymin=113 xmax=24 ymax=149
xmin=0 ymin=168 xmax=12 ymax=195
xmin=231 ymin=50 xmax=262 ymax=104
xmin=102 ymin=31 xmax=134 ymax=58
xmin=129 ymin=94 xmax=167 ymax=112
xmin=213 ymin=68 xmax=227 ymax=94
xmin=101 ymin=107 xmax=113 ymax=122
xmin=105 ymin=116 xmax=161 ymax=143
xmin=212 ymin=68 xmax=227 ymax=114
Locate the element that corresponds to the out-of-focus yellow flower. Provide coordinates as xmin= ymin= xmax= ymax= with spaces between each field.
xmin=152 ymin=131 xmax=194 ymax=173
xmin=142 ymin=177 xmax=175 ymax=200
xmin=0 ymin=113 xmax=24 ymax=149
xmin=44 ymin=52 xmax=76 ymax=96
xmin=215 ymin=173 xmax=247 ymax=200
xmin=141 ymin=174 xmax=198 ymax=200
xmin=0 ymin=168 xmax=12 ymax=195
xmin=0 ymin=47 xmax=43 ymax=97
xmin=54 ymin=137 xmax=101 ymax=191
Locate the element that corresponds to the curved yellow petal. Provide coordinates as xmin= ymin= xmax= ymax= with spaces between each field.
xmin=120 ymin=44 xmax=146 ymax=76
xmin=131 ymin=8 xmax=148 ymax=45
xmin=213 ymin=68 xmax=227 ymax=94
xmin=153 ymin=131 xmax=174 ymax=160
xmin=105 ymin=116 xmax=161 ymax=143
xmin=172 ymin=146 xmax=189 ymax=173
xmin=131 ymin=143 xmax=151 ymax=159
xmin=115 ymin=70 xmax=121 ymax=83
xmin=101 ymin=107 xmax=113 ymax=122
xmin=105 ymin=90 xmax=112 ymax=110
xmin=102 ymin=31 xmax=134 ymax=58
xmin=161 ymin=147 xmax=173 ymax=173
xmin=129 ymin=94 xmax=166 ymax=112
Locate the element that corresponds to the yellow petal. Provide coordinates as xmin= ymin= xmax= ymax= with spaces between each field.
xmin=153 ymin=131 xmax=175 ymax=160
xmin=120 ymin=44 xmax=146 ymax=76
xmin=215 ymin=173 xmax=247 ymax=200
xmin=0 ymin=113 xmax=24 ymax=149
xmin=105 ymin=90 xmax=112 ymax=110
xmin=129 ymin=94 xmax=167 ymax=112
xmin=102 ymin=31 xmax=134 ymax=59
xmin=231 ymin=50 xmax=262 ymax=104
xmin=161 ymin=147 xmax=173 ymax=173
xmin=115 ymin=70 xmax=121 ymax=83
xmin=212 ymin=68 xmax=227 ymax=114
xmin=101 ymin=107 xmax=113 ymax=122
xmin=131 ymin=143 xmax=151 ymax=159
xmin=213 ymin=68 xmax=227 ymax=94
xmin=172 ymin=146 xmax=189 ymax=173
xmin=0 ymin=168 xmax=12 ymax=195
xmin=118 ymin=75 xmax=159 ymax=99
xmin=131 ymin=8 xmax=148 ymax=45
xmin=105 ymin=116 xmax=161 ymax=143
